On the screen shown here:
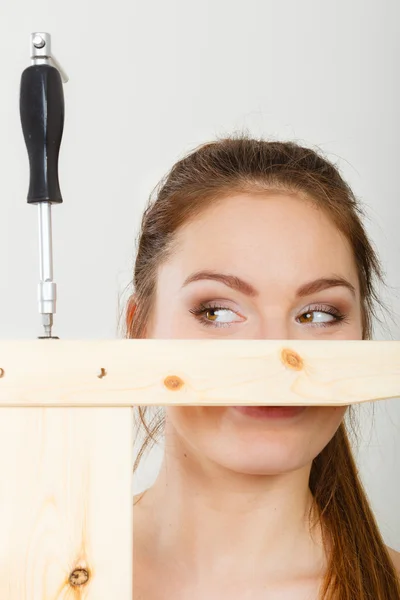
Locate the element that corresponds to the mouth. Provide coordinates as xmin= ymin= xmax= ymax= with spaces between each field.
xmin=232 ymin=406 xmax=307 ymax=420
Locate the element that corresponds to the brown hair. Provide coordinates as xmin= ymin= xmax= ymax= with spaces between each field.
xmin=123 ymin=134 xmax=399 ymax=599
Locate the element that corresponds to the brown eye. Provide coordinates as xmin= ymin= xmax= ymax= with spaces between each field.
xmin=189 ymin=303 xmax=240 ymax=328
xmin=203 ymin=307 xmax=237 ymax=325
xmin=298 ymin=311 xmax=335 ymax=324
xmin=297 ymin=306 xmax=346 ymax=327
xmin=205 ymin=309 xmax=218 ymax=322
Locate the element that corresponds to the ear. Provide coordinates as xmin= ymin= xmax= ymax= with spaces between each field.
xmin=126 ymin=294 xmax=137 ymax=333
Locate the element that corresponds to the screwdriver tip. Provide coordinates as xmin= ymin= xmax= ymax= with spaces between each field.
xmin=41 ymin=313 xmax=54 ymax=338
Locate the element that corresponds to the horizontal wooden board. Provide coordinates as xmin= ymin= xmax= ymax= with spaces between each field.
xmin=0 ymin=339 xmax=398 ymax=406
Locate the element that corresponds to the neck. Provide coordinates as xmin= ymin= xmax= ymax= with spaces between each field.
xmin=135 ymin=428 xmax=327 ymax=582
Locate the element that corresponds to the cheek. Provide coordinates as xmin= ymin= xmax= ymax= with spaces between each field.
xmin=168 ymin=406 xmax=347 ymax=439
xmin=292 ymin=406 xmax=348 ymax=464
xmin=166 ymin=406 xmax=225 ymax=439
xmin=165 ymin=407 xmax=238 ymax=462
xmin=165 ymin=405 xmax=348 ymax=476
xmin=311 ymin=406 xmax=348 ymax=440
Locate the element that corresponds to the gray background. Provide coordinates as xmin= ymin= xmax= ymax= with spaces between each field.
xmin=1 ymin=0 xmax=399 ymax=547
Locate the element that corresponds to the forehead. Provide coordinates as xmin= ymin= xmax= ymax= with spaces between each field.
xmin=163 ymin=193 xmax=359 ymax=294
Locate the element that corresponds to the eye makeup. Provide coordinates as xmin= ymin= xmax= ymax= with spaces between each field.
xmin=188 ymin=301 xmax=350 ymax=329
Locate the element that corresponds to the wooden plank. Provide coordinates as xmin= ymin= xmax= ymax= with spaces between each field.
xmin=0 ymin=339 xmax=398 ymax=406
xmin=0 ymin=407 xmax=133 ymax=599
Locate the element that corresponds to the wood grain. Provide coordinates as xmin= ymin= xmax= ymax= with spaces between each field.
xmin=0 ymin=407 xmax=133 ymax=599
xmin=0 ymin=338 xmax=398 ymax=596
xmin=0 ymin=339 xmax=398 ymax=406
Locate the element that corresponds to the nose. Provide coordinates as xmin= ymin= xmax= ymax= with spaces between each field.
xmin=254 ymin=319 xmax=291 ymax=340
xmin=249 ymin=304 xmax=298 ymax=339
xmin=256 ymin=327 xmax=291 ymax=340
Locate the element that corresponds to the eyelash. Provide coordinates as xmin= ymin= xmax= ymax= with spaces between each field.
xmin=189 ymin=302 xmax=349 ymax=329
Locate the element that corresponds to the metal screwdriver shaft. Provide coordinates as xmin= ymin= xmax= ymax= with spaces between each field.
xmin=19 ymin=33 xmax=68 ymax=338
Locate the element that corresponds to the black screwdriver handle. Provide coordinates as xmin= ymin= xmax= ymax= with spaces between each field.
xmin=20 ymin=64 xmax=64 ymax=204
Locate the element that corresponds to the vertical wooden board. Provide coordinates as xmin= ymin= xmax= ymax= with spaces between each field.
xmin=0 ymin=407 xmax=133 ymax=599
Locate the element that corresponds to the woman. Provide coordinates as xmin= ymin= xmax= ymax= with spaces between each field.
xmin=125 ymin=136 xmax=400 ymax=599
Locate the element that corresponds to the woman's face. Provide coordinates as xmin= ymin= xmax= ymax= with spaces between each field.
xmin=146 ymin=193 xmax=363 ymax=475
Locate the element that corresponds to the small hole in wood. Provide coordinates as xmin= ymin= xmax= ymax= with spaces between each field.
xmin=97 ymin=368 xmax=107 ymax=379
xmin=69 ymin=567 xmax=90 ymax=587
xmin=0 ymin=368 xmax=4 ymax=378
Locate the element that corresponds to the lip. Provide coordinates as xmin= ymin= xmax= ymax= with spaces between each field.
xmin=232 ymin=406 xmax=307 ymax=420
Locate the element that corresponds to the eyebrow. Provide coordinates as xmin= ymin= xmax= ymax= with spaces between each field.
xmin=182 ymin=270 xmax=357 ymax=299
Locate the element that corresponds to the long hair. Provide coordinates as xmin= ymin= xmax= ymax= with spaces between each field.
xmin=123 ymin=134 xmax=399 ymax=598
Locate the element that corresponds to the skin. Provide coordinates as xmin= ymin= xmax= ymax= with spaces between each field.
xmin=132 ymin=193 xmax=398 ymax=599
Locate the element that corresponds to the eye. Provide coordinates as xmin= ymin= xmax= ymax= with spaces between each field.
xmin=297 ymin=304 xmax=347 ymax=328
xmin=188 ymin=303 xmax=241 ymax=328
xmin=189 ymin=302 xmax=348 ymax=329
xmin=298 ymin=310 xmax=334 ymax=324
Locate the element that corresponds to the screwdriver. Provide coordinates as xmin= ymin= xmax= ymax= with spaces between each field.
xmin=19 ymin=32 xmax=68 ymax=339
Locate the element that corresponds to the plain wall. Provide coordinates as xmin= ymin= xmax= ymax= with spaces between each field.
xmin=1 ymin=0 xmax=399 ymax=548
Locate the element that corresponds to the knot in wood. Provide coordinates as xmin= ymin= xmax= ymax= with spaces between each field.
xmin=164 ymin=375 xmax=184 ymax=391
xmin=69 ymin=568 xmax=90 ymax=587
xmin=281 ymin=348 xmax=303 ymax=371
